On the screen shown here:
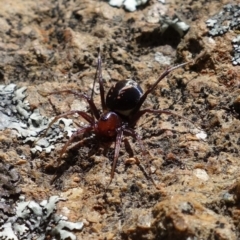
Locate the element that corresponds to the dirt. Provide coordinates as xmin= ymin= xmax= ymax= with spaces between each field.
xmin=0 ymin=0 xmax=240 ymax=239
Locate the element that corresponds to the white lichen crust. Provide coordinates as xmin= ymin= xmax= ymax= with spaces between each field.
xmin=206 ymin=4 xmax=240 ymax=36
xmin=206 ymin=4 xmax=240 ymax=65
xmin=0 ymin=196 xmax=83 ymax=240
xmin=0 ymin=84 xmax=76 ymax=153
xmin=232 ymin=35 xmax=240 ymax=66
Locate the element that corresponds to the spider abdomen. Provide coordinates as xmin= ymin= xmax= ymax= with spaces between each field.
xmin=106 ymin=80 xmax=143 ymax=116
xmin=96 ymin=112 xmax=122 ymax=139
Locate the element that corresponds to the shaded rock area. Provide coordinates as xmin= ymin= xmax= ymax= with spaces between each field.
xmin=0 ymin=0 xmax=240 ymax=239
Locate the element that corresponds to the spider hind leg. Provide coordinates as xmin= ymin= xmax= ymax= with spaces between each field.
xmin=51 ymin=126 xmax=93 ymax=184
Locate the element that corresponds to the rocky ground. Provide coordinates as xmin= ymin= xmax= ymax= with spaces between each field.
xmin=0 ymin=0 xmax=240 ymax=239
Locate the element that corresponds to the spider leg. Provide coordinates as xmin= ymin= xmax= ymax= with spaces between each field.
xmin=109 ymin=129 xmax=123 ymax=185
xmin=51 ymin=126 xmax=92 ymax=184
xmin=130 ymin=109 xmax=199 ymax=129
xmin=35 ymin=110 xmax=94 ymax=144
xmin=97 ymin=51 xmax=107 ymax=111
xmin=132 ymin=62 xmax=190 ymax=114
xmin=59 ymin=126 xmax=92 ymax=159
xmin=124 ymin=128 xmax=158 ymax=188
xmin=38 ymin=90 xmax=100 ymax=119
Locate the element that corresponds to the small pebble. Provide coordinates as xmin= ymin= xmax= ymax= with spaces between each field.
xmin=193 ymin=168 xmax=209 ymax=181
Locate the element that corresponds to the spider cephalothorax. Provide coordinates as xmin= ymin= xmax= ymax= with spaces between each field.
xmin=39 ymin=52 xmax=191 ymax=186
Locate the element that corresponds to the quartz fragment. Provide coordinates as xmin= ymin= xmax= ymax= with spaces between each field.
xmin=108 ymin=0 xmax=148 ymax=12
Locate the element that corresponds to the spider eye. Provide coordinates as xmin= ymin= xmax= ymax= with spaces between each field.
xmin=106 ymin=79 xmax=143 ymax=116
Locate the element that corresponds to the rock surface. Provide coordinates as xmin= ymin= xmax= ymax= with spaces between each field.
xmin=0 ymin=0 xmax=240 ymax=239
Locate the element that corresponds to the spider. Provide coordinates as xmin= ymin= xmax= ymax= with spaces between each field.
xmin=39 ymin=51 xmax=191 ymax=186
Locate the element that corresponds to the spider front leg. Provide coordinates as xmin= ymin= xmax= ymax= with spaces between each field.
xmin=35 ymin=110 xmax=94 ymax=144
xmin=96 ymin=51 xmax=107 ymax=111
xmin=132 ymin=62 xmax=190 ymax=115
xmin=39 ymin=90 xmax=100 ymax=119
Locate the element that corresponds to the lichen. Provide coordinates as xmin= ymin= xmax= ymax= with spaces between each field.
xmin=0 ymin=84 xmax=76 ymax=153
xmin=206 ymin=4 xmax=240 ymax=65
xmin=0 ymin=196 xmax=83 ymax=240
xmin=0 ymin=160 xmax=21 ymax=198
xmin=232 ymin=34 xmax=240 ymax=66
xmin=206 ymin=4 xmax=240 ymax=36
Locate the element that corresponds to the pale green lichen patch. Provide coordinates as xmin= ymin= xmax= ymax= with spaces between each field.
xmin=206 ymin=4 xmax=240 ymax=65
xmin=0 ymin=196 xmax=83 ymax=240
xmin=0 ymin=84 xmax=76 ymax=153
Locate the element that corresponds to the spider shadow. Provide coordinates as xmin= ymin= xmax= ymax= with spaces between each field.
xmin=48 ymin=136 xmax=100 ymax=185
xmin=49 ymin=136 xmax=124 ymax=186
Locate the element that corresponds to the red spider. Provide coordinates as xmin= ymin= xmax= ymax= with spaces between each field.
xmin=40 ymin=52 xmax=190 ymax=186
